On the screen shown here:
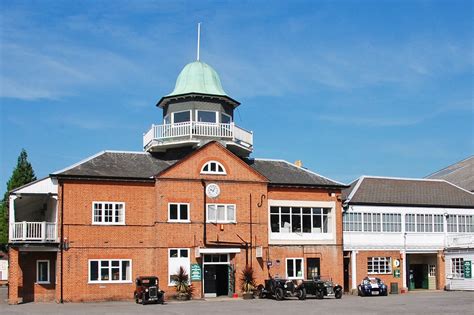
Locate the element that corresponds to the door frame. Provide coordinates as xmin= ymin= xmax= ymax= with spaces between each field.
xmin=202 ymin=254 xmax=230 ymax=298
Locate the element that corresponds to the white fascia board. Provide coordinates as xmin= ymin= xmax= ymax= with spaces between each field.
xmin=11 ymin=177 xmax=58 ymax=195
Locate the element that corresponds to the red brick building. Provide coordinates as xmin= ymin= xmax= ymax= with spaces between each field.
xmin=8 ymin=60 xmax=346 ymax=303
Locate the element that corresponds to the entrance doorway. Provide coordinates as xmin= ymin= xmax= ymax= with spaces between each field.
xmin=411 ymin=264 xmax=429 ymax=289
xmin=306 ymin=258 xmax=320 ymax=280
xmin=343 ymin=257 xmax=350 ymax=292
xmin=203 ymin=254 xmax=229 ymax=297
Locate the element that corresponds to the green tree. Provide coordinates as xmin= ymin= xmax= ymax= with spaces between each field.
xmin=0 ymin=149 xmax=37 ymax=251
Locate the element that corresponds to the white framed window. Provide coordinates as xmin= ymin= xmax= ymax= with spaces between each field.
xmin=172 ymin=110 xmax=191 ymax=124
xmin=434 ymin=215 xmax=444 ymax=232
xmin=368 ymin=257 xmax=392 ymax=274
xmin=201 ymin=161 xmax=226 ymax=175
xmin=286 ymin=258 xmax=304 ymax=279
xmin=89 ymin=259 xmax=132 ymax=283
xmin=168 ymin=248 xmax=190 ymax=286
xmin=36 ymin=260 xmax=50 ymax=284
xmin=220 ymin=113 xmax=232 ymax=124
xmin=451 ymin=258 xmax=464 ymax=278
xmin=272 ymin=206 xmax=331 ymax=234
xmin=206 ymin=204 xmax=236 ymax=223
xmin=168 ymin=203 xmax=190 ymax=222
xmin=343 ymin=212 xmax=362 ymax=232
xmin=447 ymin=215 xmax=457 ymax=233
xmin=382 ymin=213 xmax=401 ymax=232
xmin=92 ymin=202 xmax=125 ymax=225
xmin=363 ymin=213 xmax=381 ymax=232
xmin=405 ymin=214 xmax=416 ymax=232
xmin=203 ymin=254 xmax=229 ymax=263
xmin=196 ymin=110 xmax=218 ymax=123
xmin=429 ymin=265 xmax=436 ymax=277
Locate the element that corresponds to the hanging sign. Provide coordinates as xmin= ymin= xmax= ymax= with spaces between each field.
xmin=190 ymin=264 xmax=202 ymax=281
xmin=464 ymin=261 xmax=472 ymax=279
xmin=393 ymin=269 xmax=400 ymax=278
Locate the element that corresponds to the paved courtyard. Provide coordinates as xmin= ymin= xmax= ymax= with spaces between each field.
xmin=0 ymin=289 xmax=473 ymax=315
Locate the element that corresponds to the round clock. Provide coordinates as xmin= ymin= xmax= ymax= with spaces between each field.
xmin=393 ymin=259 xmax=400 ymax=268
xmin=206 ymin=183 xmax=220 ymax=198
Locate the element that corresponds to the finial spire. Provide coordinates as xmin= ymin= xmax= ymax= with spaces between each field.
xmin=197 ymin=22 xmax=201 ymax=61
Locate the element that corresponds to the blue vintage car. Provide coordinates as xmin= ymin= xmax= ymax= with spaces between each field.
xmin=358 ymin=277 xmax=388 ymax=296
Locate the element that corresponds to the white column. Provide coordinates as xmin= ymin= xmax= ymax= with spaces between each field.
xmin=402 ymin=250 xmax=407 ymax=289
xmin=351 ymin=250 xmax=357 ymax=291
xmin=8 ymin=195 xmax=17 ymax=242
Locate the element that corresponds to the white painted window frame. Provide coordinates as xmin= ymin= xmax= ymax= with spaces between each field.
xmin=168 ymin=203 xmax=190 ymax=222
xmin=195 ymin=110 xmax=218 ymax=123
xmin=36 ymin=260 xmax=50 ymax=284
xmin=92 ymin=202 xmax=126 ymax=225
xmin=168 ymin=248 xmax=190 ymax=286
xmin=367 ymin=257 xmax=392 ymax=274
xmin=172 ymin=110 xmax=192 ymax=124
xmin=206 ymin=204 xmax=236 ymax=223
xmin=201 ymin=161 xmax=227 ymax=175
xmin=286 ymin=257 xmax=304 ymax=280
xmin=220 ymin=112 xmax=232 ymax=124
xmin=88 ymin=259 xmax=132 ymax=284
xmin=451 ymin=258 xmax=464 ymax=279
xmin=271 ymin=206 xmax=332 ymax=234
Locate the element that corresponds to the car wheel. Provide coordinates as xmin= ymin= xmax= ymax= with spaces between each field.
xmin=141 ymin=295 xmax=146 ymax=305
xmin=257 ymin=285 xmax=266 ymax=299
xmin=335 ymin=291 xmax=342 ymax=299
xmin=316 ymin=290 xmax=324 ymax=299
xmin=297 ymin=288 xmax=306 ymax=300
xmin=275 ymin=287 xmax=284 ymax=301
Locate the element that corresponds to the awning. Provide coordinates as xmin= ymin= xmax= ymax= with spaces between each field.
xmin=198 ymin=248 xmax=241 ymax=255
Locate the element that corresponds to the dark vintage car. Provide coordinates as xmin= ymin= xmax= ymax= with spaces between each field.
xmin=257 ymin=278 xmax=306 ymax=300
xmin=358 ymin=277 xmax=388 ymax=296
xmin=304 ymin=277 xmax=343 ymax=299
xmin=134 ymin=276 xmax=165 ymax=305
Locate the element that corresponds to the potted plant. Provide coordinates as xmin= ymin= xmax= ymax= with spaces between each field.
xmin=240 ymin=265 xmax=256 ymax=299
xmin=172 ymin=266 xmax=194 ymax=301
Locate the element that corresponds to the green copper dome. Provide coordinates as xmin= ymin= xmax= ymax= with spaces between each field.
xmin=168 ymin=61 xmax=227 ymax=97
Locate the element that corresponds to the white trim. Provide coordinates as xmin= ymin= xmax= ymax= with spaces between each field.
xmin=206 ymin=203 xmax=236 ymax=223
xmin=195 ymin=109 xmax=218 ymax=123
xmin=168 ymin=248 xmax=191 ymax=286
xmin=168 ymin=203 xmax=191 ymax=222
xmin=442 ymin=180 xmax=474 ymax=195
xmin=88 ymin=259 xmax=132 ymax=284
xmin=285 ymin=257 xmax=304 ymax=280
xmin=220 ymin=112 xmax=232 ymax=124
xmin=199 ymin=248 xmax=241 ymax=254
xmin=202 ymin=253 xmax=230 ymax=265
xmin=201 ymin=161 xmax=227 ymax=175
xmin=36 ymin=260 xmax=50 ymax=284
xmin=91 ymin=201 xmax=126 ymax=225
xmin=172 ymin=109 xmax=192 ymax=124
xmin=346 ymin=177 xmax=365 ymax=202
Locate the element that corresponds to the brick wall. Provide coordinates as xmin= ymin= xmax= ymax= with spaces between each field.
xmin=354 ymin=250 xmax=403 ymax=292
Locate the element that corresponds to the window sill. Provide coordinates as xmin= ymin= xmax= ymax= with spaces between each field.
xmin=88 ymin=280 xmax=133 ymax=284
xmin=168 ymin=220 xmax=191 ymax=223
xmin=92 ymin=223 xmax=126 ymax=226
xmin=206 ymin=221 xmax=237 ymax=224
xmin=36 ymin=281 xmax=50 ymax=285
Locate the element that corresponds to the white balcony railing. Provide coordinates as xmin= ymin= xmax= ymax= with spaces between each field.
xmin=10 ymin=221 xmax=57 ymax=242
xmin=143 ymin=122 xmax=253 ymax=149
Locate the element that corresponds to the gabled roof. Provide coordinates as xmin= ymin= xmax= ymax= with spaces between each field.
xmin=49 ymin=146 xmax=344 ymax=189
xmin=426 ymin=156 xmax=474 ymax=192
xmin=343 ymin=176 xmax=474 ymax=208
xmin=245 ymin=159 xmax=346 ymax=188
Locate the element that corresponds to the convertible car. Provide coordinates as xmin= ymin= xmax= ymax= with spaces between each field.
xmin=358 ymin=277 xmax=388 ymax=296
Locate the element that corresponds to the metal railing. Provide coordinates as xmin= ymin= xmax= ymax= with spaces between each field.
xmin=10 ymin=221 xmax=57 ymax=242
xmin=143 ymin=121 xmax=253 ymax=149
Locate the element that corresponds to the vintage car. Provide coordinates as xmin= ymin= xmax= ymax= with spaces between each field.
xmin=303 ymin=277 xmax=343 ymax=299
xmin=257 ymin=278 xmax=306 ymax=300
xmin=134 ymin=276 xmax=165 ymax=305
xmin=358 ymin=277 xmax=388 ymax=296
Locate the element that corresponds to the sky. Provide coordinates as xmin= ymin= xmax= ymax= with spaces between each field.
xmin=1 ymin=0 xmax=473 ymax=191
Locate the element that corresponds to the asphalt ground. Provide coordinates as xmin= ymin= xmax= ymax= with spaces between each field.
xmin=0 ymin=288 xmax=472 ymax=315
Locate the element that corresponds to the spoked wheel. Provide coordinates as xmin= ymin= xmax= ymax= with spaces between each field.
xmin=297 ymin=288 xmax=306 ymax=300
xmin=275 ymin=287 xmax=285 ymax=301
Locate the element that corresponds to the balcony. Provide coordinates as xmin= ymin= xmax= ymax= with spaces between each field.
xmin=143 ymin=122 xmax=253 ymax=154
xmin=10 ymin=221 xmax=57 ymax=242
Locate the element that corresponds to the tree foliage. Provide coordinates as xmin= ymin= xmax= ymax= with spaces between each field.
xmin=0 ymin=149 xmax=37 ymax=250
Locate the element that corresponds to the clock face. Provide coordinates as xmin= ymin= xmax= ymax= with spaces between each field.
xmin=206 ymin=183 xmax=220 ymax=198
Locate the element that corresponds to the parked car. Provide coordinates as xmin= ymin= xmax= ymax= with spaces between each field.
xmin=134 ymin=276 xmax=165 ymax=305
xmin=304 ymin=277 xmax=343 ymax=299
xmin=358 ymin=277 xmax=388 ymax=296
xmin=257 ymin=278 xmax=306 ymax=300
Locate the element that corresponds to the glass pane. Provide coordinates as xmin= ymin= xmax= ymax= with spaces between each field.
xmin=101 ymin=266 xmax=109 ymax=281
xmin=164 ymin=115 xmax=171 ymax=124
xmin=122 ymin=261 xmax=130 ymax=281
xmin=292 ymin=213 xmax=301 ymax=233
xmin=101 ymin=261 xmax=109 ymax=267
xmin=217 ymin=205 xmax=225 ymax=221
xmin=296 ymin=259 xmax=302 ymax=278
xmin=210 ymin=162 xmax=216 ymax=172
xmin=221 ymin=113 xmax=231 ymax=124
xmin=227 ymin=205 xmax=235 ymax=222
xmin=197 ymin=111 xmax=217 ymax=123
xmin=281 ymin=214 xmax=290 ymax=232
xmin=111 ymin=260 xmax=119 ymax=267
xmin=302 ymin=208 xmax=311 ymax=214
xmin=287 ymin=259 xmax=294 ymax=278
xmin=207 ymin=205 xmax=216 ymax=221
xmin=112 ymin=267 xmax=120 ymax=280
xmin=302 ymin=214 xmax=311 ymax=233
xmin=90 ymin=261 xmax=98 ymax=281
xmin=170 ymin=249 xmax=178 ymax=257
xmin=270 ymin=207 xmax=279 ymax=214
xmin=281 ymin=207 xmax=290 ymax=214
xmin=313 ymin=214 xmax=322 ymax=232
xmin=220 ymin=254 xmax=228 ymax=262
xmin=271 ymin=214 xmax=280 ymax=233
xmin=173 ymin=111 xmax=190 ymax=123
xmin=180 ymin=249 xmax=188 ymax=258
xmin=169 ymin=204 xmax=178 ymax=220
xmin=204 ymin=255 xmax=211 ymax=262
xmin=180 ymin=204 xmax=188 ymax=220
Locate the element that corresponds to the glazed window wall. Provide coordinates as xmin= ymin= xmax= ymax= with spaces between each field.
xmin=271 ymin=206 xmax=331 ymax=234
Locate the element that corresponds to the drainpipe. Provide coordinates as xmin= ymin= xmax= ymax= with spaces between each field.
xmin=60 ymin=181 xmax=64 ymax=304
xmin=249 ymin=193 xmax=253 ymax=268
xmin=201 ymin=180 xmax=207 ymax=246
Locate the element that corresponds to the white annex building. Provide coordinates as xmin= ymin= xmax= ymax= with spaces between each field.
xmin=342 ymin=176 xmax=474 ymax=293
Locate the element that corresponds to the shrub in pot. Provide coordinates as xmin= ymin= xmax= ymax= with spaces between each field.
xmin=240 ymin=266 xmax=256 ymax=299
xmin=172 ymin=266 xmax=194 ymax=301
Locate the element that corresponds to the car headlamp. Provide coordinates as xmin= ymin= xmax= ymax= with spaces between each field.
xmin=145 ymin=289 xmax=149 ymax=292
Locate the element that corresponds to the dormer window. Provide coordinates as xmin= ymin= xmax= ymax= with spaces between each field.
xmin=201 ymin=161 xmax=226 ymax=175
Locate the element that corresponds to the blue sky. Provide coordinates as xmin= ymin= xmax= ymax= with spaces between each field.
xmin=1 ymin=0 xmax=473 ymax=190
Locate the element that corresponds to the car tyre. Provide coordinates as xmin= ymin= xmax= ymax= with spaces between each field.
xmin=297 ymin=288 xmax=306 ymax=300
xmin=335 ymin=291 xmax=342 ymax=299
xmin=257 ymin=285 xmax=266 ymax=299
xmin=275 ymin=287 xmax=284 ymax=301
xmin=141 ymin=294 xmax=146 ymax=305
xmin=315 ymin=290 xmax=324 ymax=299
